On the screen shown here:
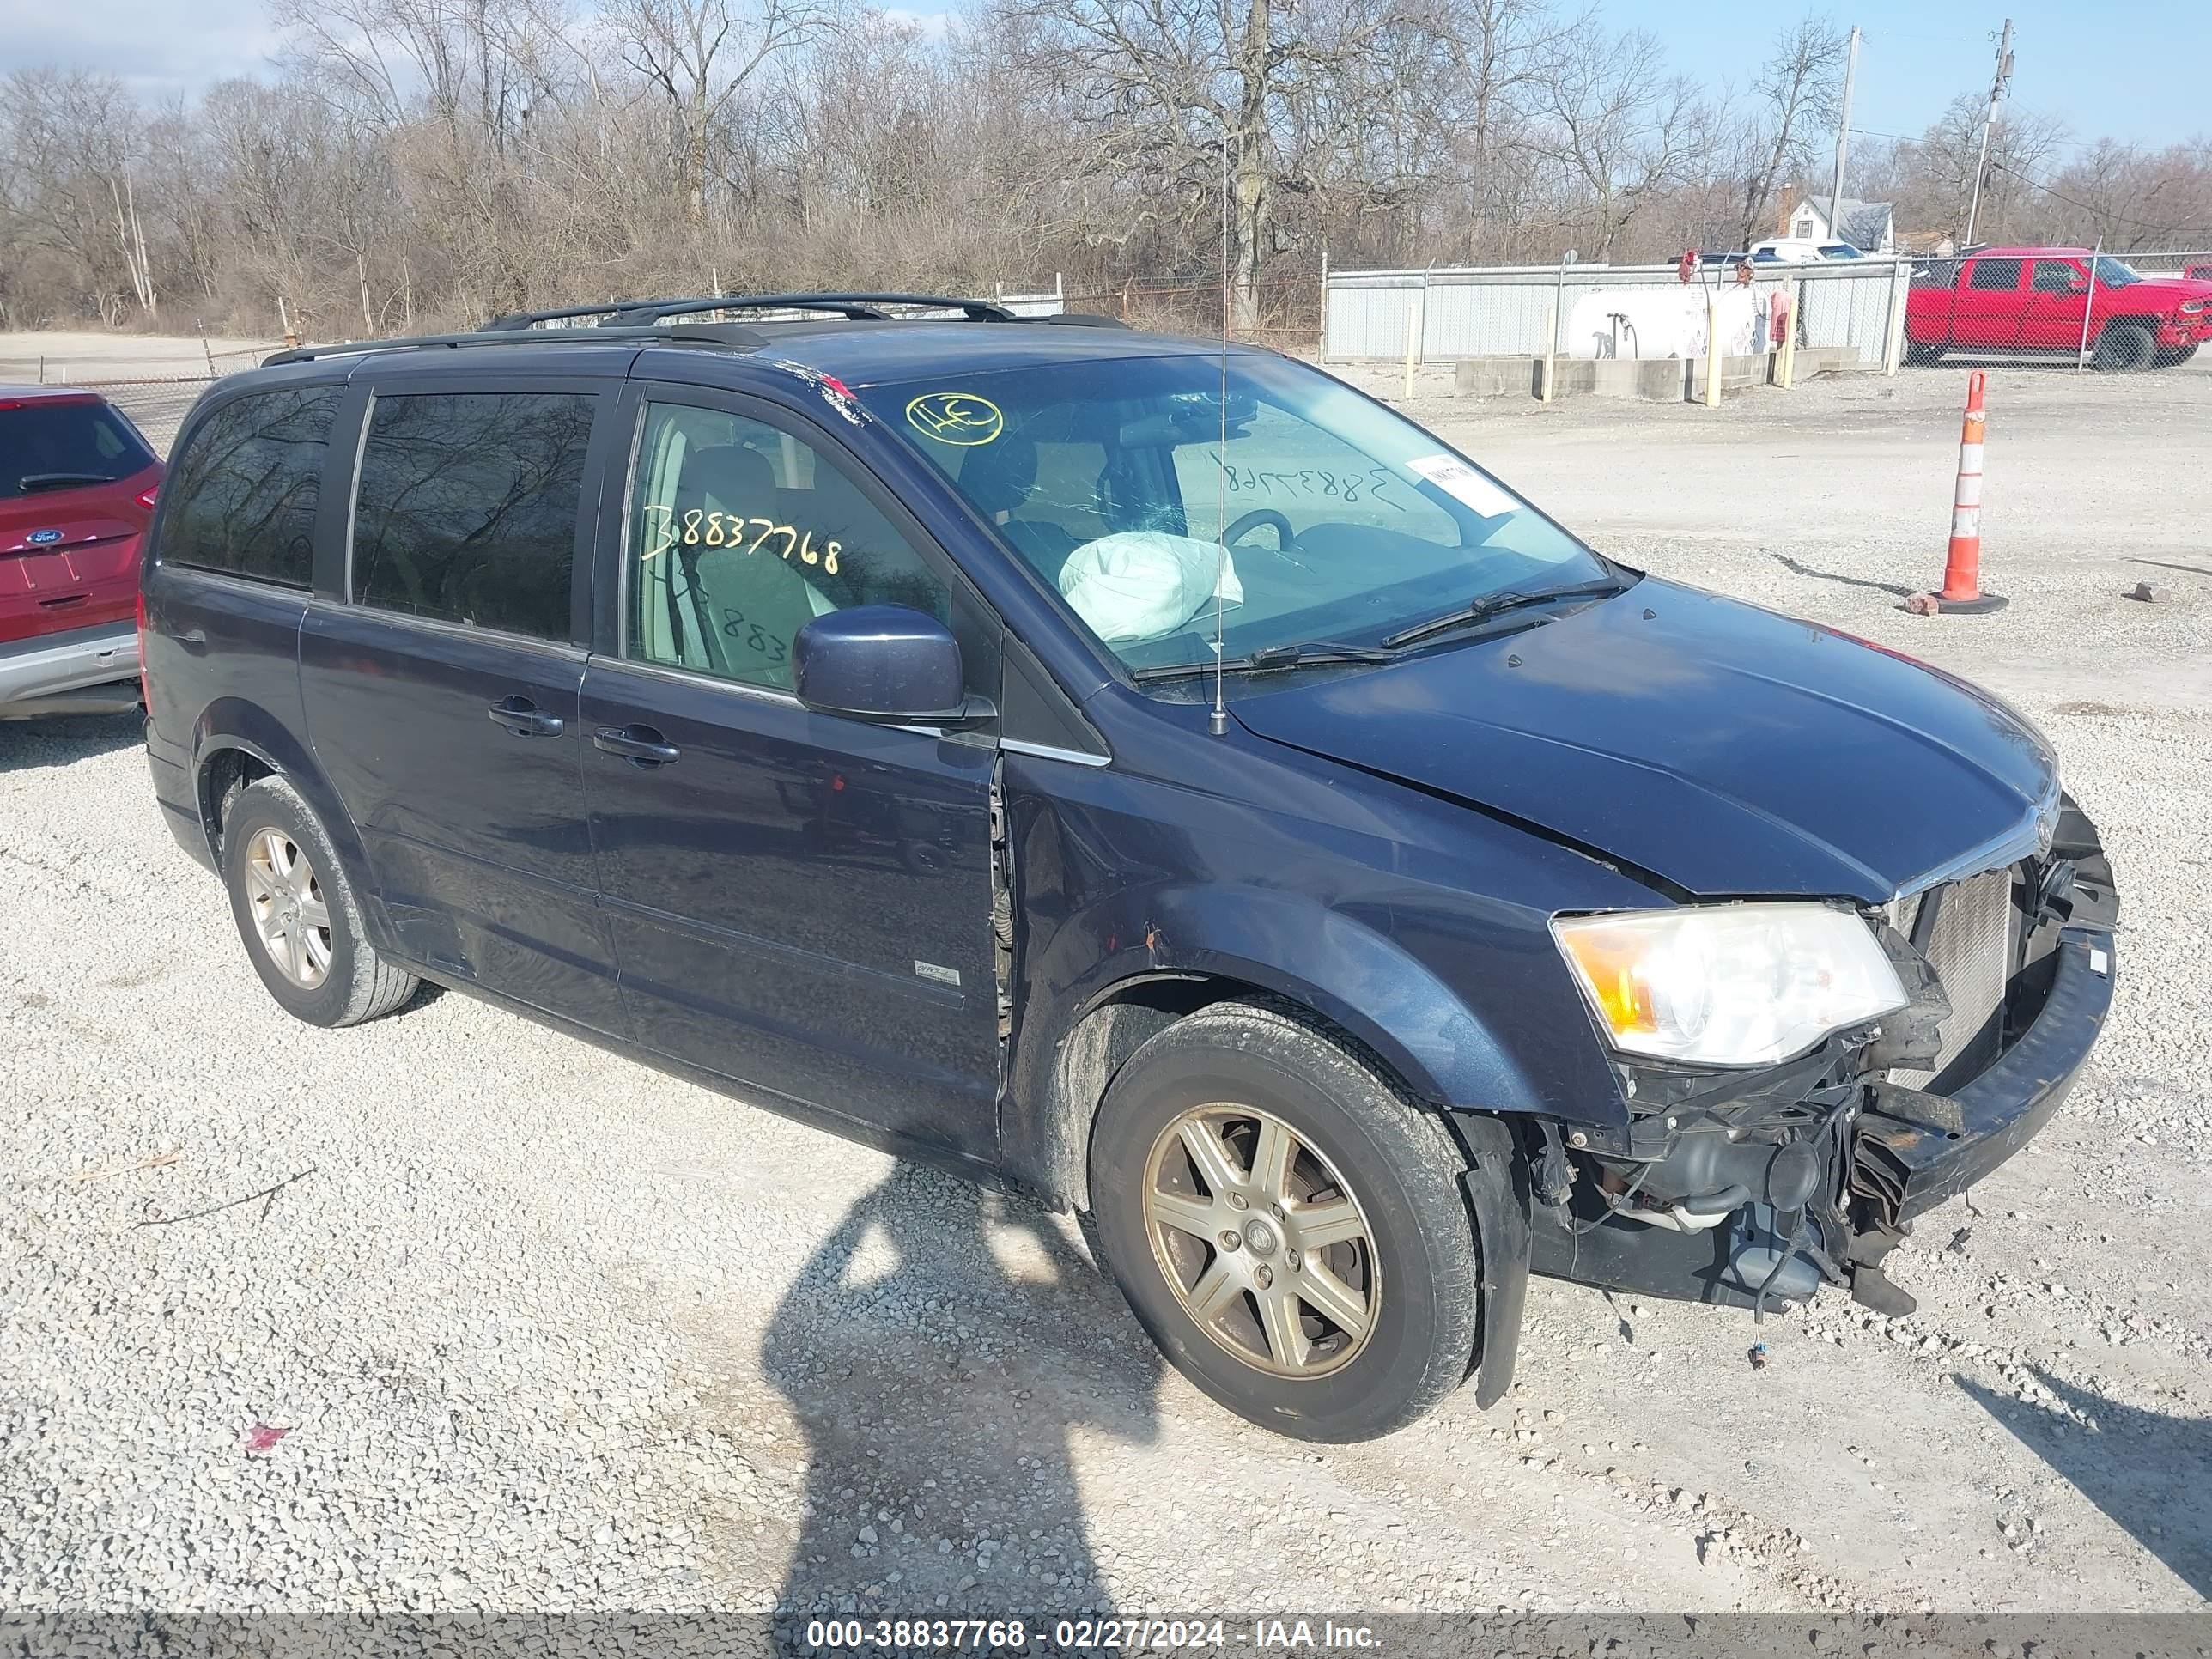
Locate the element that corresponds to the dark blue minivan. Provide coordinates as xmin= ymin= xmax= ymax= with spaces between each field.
xmin=141 ymin=295 xmax=2118 ymax=1441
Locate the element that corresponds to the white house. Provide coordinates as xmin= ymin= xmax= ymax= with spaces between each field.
xmin=1786 ymin=196 xmax=1896 ymax=253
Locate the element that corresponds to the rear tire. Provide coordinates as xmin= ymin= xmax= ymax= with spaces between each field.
xmin=1903 ymin=342 xmax=1943 ymax=367
xmin=221 ymin=776 xmax=417 ymax=1028
xmin=1086 ymin=1000 xmax=1481 ymax=1442
xmin=2092 ymin=321 xmax=2156 ymax=372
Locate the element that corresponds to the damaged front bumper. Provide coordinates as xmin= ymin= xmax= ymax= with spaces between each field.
xmin=1853 ymin=924 xmax=2112 ymax=1226
xmin=1527 ymin=799 xmax=2119 ymax=1314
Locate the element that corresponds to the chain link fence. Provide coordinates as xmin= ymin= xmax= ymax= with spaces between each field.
xmin=100 ymin=382 xmax=211 ymax=456
xmin=2125 ymin=247 xmax=2212 ymax=278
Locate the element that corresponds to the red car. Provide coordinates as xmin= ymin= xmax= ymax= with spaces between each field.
xmin=1904 ymin=247 xmax=2212 ymax=368
xmin=1 ymin=387 xmax=161 ymax=718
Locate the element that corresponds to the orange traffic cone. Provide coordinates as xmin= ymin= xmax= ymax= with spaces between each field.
xmin=1914 ymin=371 xmax=2007 ymax=615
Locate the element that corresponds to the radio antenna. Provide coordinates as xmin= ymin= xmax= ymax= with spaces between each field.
xmin=1210 ymin=123 xmax=1231 ymax=738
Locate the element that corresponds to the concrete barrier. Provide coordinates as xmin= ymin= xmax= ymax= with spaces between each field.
xmin=1450 ymin=347 xmax=1866 ymax=403
xmin=1452 ymin=356 xmax=1544 ymax=398
xmin=1686 ymin=352 xmax=1775 ymax=398
xmin=1590 ymin=357 xmax=1690 ymax=400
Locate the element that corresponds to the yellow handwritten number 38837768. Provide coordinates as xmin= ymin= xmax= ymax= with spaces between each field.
xmin=640 ymin=504 xmax=841 ymax=574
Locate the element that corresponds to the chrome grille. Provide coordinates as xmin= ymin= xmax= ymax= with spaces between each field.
xmin=1889 ymin=866 xmax=2017 ymax=1091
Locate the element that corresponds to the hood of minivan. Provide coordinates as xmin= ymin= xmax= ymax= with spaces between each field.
xmin=1231 ymin=579 xmax=2057 ymax=903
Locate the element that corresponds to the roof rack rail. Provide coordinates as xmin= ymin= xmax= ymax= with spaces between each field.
xmin=260 ymin=321 xmax=768 ymax=366
xmin=483 ymin=291 xmax=1021 ymax=330
xmin=624 ymin=293 xmax=1020 ymax=325
xmin=262 ymin=293 xmax=1122 ymax=368
xmin=481 ymin=298 xmax=701 ymax=331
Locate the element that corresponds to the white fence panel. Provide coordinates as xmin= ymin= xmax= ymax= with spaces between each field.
xmin=995 ymin=287 xmax=1066 ymax=318
xmin=1327 ymin=261 xmax=1911 ymax=367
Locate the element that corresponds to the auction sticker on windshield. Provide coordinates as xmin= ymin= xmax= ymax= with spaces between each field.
xmin=1406 ymin=453 xmax=1517 ymax=517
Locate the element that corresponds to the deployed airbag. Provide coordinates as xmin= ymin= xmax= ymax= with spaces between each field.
xmin=1059 ymin=532 xmax=1244 ymax=642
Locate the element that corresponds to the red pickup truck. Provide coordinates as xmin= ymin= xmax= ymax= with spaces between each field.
xmin=1905 ymin=247 xmax=2211 ymax=369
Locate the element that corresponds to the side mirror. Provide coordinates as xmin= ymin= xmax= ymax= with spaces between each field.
xmin=793 ymin=605 xmax=974 ymax=725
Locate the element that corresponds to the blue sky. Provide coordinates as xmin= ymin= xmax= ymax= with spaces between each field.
xmin=0 ymin=0 xmax=2197 ymax=153
xmin=1591 ymin=0 xmax=2194 ymax=151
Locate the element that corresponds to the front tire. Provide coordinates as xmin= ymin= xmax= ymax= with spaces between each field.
xmin=1087 ymin=1000 xmax=1481 ymax=1442
xmin=2092 ymin=321 xmax=2156 ymax=372
xmin=221 ymin=775 xmax=417 ymax=1028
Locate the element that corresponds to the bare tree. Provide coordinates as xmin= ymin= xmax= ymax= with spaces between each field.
xmin=1730 ymin=18 xmax=1846 ymax=251
xmin=9 ymin=0 xmax=2204 ymax=343
xmin=1877 ymin=91 xmax=2069 ymax=244
xmin=1423 ymin=0 xmax=1579 ymax=258
xmin=1000 ymin=0 xmax=1420 ymax=331
xmin=604 ymin=0 xmax=834 ymax=227
xmin=1530 ymin=27 xmax=1704 ymax=258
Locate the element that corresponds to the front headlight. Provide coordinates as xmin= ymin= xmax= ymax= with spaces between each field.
xmin=1552 ymin=903 xmax=1908 ymax=1067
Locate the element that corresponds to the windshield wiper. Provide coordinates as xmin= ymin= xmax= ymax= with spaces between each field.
xmin=1381 ymin=579 xmax=1630 ymax=650
xmin=17 ymin=472 xmax=116 ymax=494
xmin=1130 ymin=641 xmax=1398 ymax=683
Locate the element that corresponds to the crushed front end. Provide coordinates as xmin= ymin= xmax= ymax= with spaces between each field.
xmin=1528 ymin=796 xmax=2118 ymax=1316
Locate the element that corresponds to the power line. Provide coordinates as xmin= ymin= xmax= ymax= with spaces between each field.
xmin=1986 ymin=159 xmax=2210 ymax=236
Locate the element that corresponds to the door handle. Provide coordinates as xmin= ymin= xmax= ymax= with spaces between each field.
xmin=487 ymin=696 xmax=565 ymax=737
xmin=592 ymin=723 xmax=680 ymax=766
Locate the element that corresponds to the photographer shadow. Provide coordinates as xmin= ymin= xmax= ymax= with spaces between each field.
xmin=765 ymin=1163 xmax=1160 ymax=1639
xmin=1954 ymin=1366 xmax=2211 ymax=1599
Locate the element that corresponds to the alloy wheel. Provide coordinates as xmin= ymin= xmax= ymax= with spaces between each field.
xmin=242 ymin=827 xmax=332 ymax=990
xmin=1141 ymin=1104 xmax=1380 ymax=1378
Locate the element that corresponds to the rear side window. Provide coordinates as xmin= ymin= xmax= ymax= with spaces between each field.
xmin=160 ymin=388 xmax=337 ymax=586
xmin=351 ymin=392 xmax=596 ymax=642
xmin=1 ymin=398 xmax=156 ymax=501
xmin=1967 ymin=258 xmax=2023 ymax=292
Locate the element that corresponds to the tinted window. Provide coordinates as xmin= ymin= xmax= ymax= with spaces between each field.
xmin=628 ymin=401 xmax=946 ymax=691
xmin=352 ymin=392 xmax=595 ymax=641
xmin=1968 ymin=258 xmax=2023 ymax=291
xmin=2030 ymin=260 xmax=2083 ymax=294
xmin=159 ymin=389 xmax=336 ymax=586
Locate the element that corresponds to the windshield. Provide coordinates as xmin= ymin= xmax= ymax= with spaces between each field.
xmin=864 ymin=352 xmax=1606 ymax=677
xmin=2092 ymin=257 xmax=2140 ymax=288
xmin=0 ymin=399 xmax=155 ymax=500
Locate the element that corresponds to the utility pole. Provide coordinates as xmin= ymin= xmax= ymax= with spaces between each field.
xmin=1964 ymin=17 xmax=2015 ymax=247
xmin=1826 ymin=26 xmax=1861 ymax=240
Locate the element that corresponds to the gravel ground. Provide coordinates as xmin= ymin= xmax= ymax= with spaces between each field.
xmin=2 ymin=349 xmax=2208 ymax=1627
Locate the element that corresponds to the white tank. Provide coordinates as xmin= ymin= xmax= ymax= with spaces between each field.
xmin=1564 ymin=287 xmax=1765 ymax=359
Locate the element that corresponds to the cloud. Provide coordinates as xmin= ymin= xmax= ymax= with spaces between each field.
xmin=0 ymin=0 xmax=283 ymax=94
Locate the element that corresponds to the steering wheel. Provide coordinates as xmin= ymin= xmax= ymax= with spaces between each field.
xmin=1220 ymin=507 xmax=1294 ymax=549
